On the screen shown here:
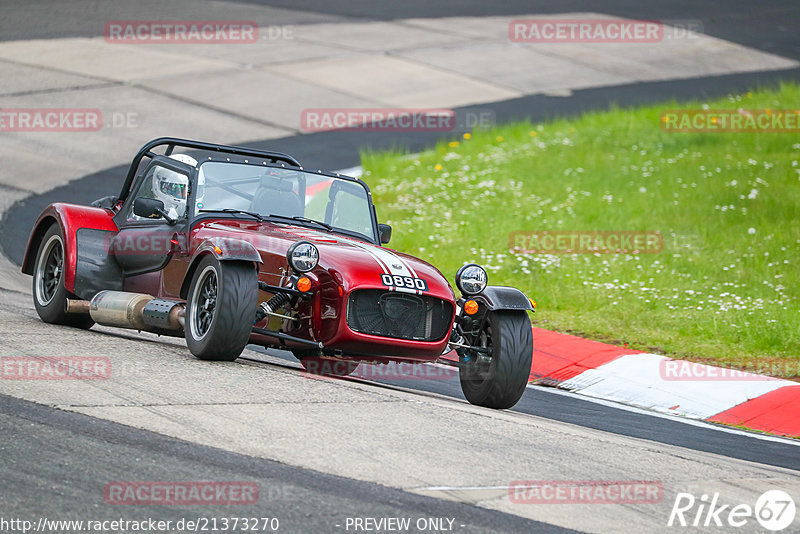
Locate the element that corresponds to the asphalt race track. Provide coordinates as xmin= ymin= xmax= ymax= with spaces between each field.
xmin=1 ymin=2 xmax=799 ymax=533
xmin=246 ymin=349 xmax=800 ymax=472
xmin=1 ymin=393 xmax=566 ymax=533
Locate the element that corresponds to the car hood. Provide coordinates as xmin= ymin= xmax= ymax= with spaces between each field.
xmin=191 ymin=219 xmax=456 ymax=300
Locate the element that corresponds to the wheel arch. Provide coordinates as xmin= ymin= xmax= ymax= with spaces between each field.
xmin=22 ymin=215 xmax=59 ymax=276
xmin=22 ymin=203 xmax=117 ymax=294
xmin=179 ymin=242 xmax=260 ymax=300
xmin=471 ymin=286 xmax=534 ymax=312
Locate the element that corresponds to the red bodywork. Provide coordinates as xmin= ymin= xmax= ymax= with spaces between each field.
xmin=22 ymin=203 xmax=118 ymax=294
xmin=196 ymin=220 xmax=455 ymax=361
xmin=23 ymin=206 xmax=457 ymax=362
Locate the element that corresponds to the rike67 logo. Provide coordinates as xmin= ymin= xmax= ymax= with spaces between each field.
xmin=668 ymin=490 xmax=796 ymax=531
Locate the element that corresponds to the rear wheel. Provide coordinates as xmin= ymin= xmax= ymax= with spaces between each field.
xmin=458 ymin=310 xmax=533 ymax=409
xmin=32 ymin=224 xmax=94 ymax=329
xmin=185 ymin=255 xmax=257 ymax=361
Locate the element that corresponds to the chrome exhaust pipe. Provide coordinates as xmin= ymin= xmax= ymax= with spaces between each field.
xmin=66 ymin=299 xmax=91 ymax=314
xmin=67 ymin=291 xmax=186 ymax=333
xmin=171 ymin=304 xmax=186 ymax=329
xmin=90 ymin=291 xmax=153 ymax=330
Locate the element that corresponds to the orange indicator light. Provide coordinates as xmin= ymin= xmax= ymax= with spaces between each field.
xmin=297 ymin=277 xmax=312 ymax=292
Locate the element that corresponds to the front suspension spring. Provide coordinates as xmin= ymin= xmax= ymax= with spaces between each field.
xmin=254 ymin=292 xmax=294 ymax=323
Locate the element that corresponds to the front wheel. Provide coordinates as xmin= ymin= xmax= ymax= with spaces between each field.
xmin=458 ymin=310 xmax=533 ymax=409
xmin=185 ymin=256 xmax=257 ymax=361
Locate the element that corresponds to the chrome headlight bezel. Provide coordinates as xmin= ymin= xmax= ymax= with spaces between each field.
xmin=455 ymin=263 xmax=488 ymax=296
xmin=286 ymin=241 xmax=319 ymax=273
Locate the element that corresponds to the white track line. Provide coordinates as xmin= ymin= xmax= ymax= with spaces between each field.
xmin=527 ymin=384 xmax=800 ymax=446
xmin=429 ymin=361 xmax=798 ymax=445
xmin=558 ymin=353 xmax=791 ymax=419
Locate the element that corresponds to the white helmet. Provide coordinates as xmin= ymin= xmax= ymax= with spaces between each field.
xmin=169 ymin=153 xmax=198 ymax=167
xmin=152 ymin=154 xmax=198 ymax=219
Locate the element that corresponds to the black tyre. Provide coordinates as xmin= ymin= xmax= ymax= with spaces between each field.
xmin=459 ymin=310 xmax=533 ymax=409
xmin=32 ymin=224 xmax=94 ymax=329
xmin=185 ymin=255 xmax=257 ymax=361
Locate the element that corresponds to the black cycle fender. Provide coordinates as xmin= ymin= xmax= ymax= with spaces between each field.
xmin=470 ymin=286 xmax=533 ymax=312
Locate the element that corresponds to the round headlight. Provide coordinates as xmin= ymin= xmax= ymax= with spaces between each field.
xmin=455 ymin=263 xmax=487 ymax=296
xmin=286 ymin=241 xmax=319 ymax=273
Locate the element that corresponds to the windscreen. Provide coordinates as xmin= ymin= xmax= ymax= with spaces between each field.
xmin=195 ymin=162 xmax=375 ymax=241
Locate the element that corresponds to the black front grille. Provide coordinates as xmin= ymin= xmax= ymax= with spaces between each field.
xmin=347 ymin=289 xmax=453 ymax=342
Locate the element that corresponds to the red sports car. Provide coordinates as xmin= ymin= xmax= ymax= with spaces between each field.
xmin=23 ymin=138 xmax=534 ymax=409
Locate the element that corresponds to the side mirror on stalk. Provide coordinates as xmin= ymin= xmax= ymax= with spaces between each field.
xmin=378 ymin=223 xmax=392 ymax=244
xmin=134 ymin=197 xmax=176 ymax=225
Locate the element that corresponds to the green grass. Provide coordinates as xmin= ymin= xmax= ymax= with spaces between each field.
xmin=361 ymin=83 xmax=800 ymax=377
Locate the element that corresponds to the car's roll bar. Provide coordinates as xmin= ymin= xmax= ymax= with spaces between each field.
xmin=118 ymin=137 xmax=302 ymax=203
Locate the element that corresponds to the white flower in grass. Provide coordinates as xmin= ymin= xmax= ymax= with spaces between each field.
xmin=748 ymin=227 xmax=756 ymax=235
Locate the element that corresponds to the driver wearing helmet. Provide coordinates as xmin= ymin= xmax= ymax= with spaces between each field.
xmin=151 ymin=154 xmax=198 ymax=219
